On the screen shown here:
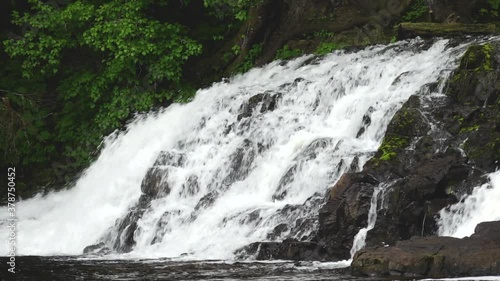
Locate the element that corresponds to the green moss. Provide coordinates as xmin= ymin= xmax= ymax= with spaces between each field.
xmin=378 ymin=136 xmax=410 ymax=161
xmin=275 ymin=45 xmax=303 ymax=60
xmin=459 ymin=43 xmax=494 ymax=71
xmin=314 ymin=30 xmax=334 ymax=39
xmin=459 ymin=125 xmax=480 ymax=134
xmin=479 ymin=0 xmax=500 ymax=18
xmin=315 ymin=42 xmax=341 ymax=55
xmin=453 ymin=114 xmax=465 ymax=124
xmin=401 ymin=0 xmax=429 ymax=22
xmin=237 ymin=43 xmax=263 ymax=73
xmin=463 ymin=137 xmax=500 ymax=159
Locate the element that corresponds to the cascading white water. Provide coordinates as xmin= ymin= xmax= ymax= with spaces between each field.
xmin=0 ymin=39 xmax=470 ymax=258
xmin=438 ymin=171 xmax=500 ymax=238
xmin=350 ymin=184 xmax=387 ymax=258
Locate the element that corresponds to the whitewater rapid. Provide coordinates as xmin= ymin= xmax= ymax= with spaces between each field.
xmin=438 ymin=171 xmax=500 ymax=238
xmin=0 ymin=39 xmax=473 ymax=258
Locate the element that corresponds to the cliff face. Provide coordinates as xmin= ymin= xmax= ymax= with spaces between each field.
xmin=318 ymin=40 xmax=500 ymax=260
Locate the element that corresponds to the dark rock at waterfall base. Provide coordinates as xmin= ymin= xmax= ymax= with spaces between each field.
xmin=141 ymin=150 xmax=188 ymax=199
xmin=266 ymin=223 xmax=290 ymax=240
xmin=83 ymin=242 xmax=111 ymax=255
xmin=351 ymin=221 xmax=500 ymax=278
xmin=235 ymin=240 xmax=331 ymax=261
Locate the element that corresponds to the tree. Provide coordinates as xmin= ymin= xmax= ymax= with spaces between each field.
xmin=2 ymin=0 xmax=204 ymax=191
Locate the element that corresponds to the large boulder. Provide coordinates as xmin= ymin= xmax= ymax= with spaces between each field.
xmin=351 ymin=221 xmax=500 ymax=278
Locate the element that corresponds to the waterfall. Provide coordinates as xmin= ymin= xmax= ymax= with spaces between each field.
xmin=0 ymin=39 xmax=470 ymax=258
xmin=350 ymin=184 xmax=387 ymax=258
xmin=438 ymin=171 xmax=500 ymax=238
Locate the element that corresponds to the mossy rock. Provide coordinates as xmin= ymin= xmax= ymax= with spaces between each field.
xmin=448 ymin=43 xmax=500 ymax=106
xmin=396 ymin=22 xmax=497 ymax=39
xmin=459 ymin=43 xmax=495 ymax=71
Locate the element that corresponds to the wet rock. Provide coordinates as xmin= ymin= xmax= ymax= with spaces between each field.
xmin=141 ymin=167 xmax=172 ymax=198
xmin=222 ymin=139 xmax=256 ymax=187
xmin=352 ymin=221 xmax=500 ymax=278
xmin=180 ymin=174 xmax=200 ymax=196
xmin=314 ymin=42 xmax=500 ymax=263
xmin=396 ymin=23 xmax=497 ymax=40
xmin=235 ymin=240 xmax=330 ymax=261
xmin=317 ymin=172 xmax=379 ymax=259
xmin=273 ymin=138 xmax=334 ymax=200
xmin=112 ymin=211 xmax=142 ymax=253
xmin=237 ymin=92 xmax=282 ymax=121
xmin=83 ymin=242 xmax=111 ymax=255
xmin=356 ymin=107 xmax=374 ymax=138
xmin=109 ymin=194 xmax=152 ymax=253
xmin=154 ymin=150 xmax=186 ymax=166
xmin=151 ymin=210 xmax=182 ymax=244
xmin=266 ymin=223 xmax=290 ymax=240
xmin=141 ymin=150 xmax=187 ymax=199
xmin=349 ymin=156 xmax=360 ymax=172
xmin=188 ymin=190 xmax=219 ymax=222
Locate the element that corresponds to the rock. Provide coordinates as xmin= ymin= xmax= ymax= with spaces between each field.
xmin=83 ymin=242 xmax=111 ymax=255
xmin=273 ymin=138 xmax=335 ymax=200
xmin=141 ymin=167 xmax=172 ymax=198
xmin=396 ymin=22 xmax=497 ymax=40
xmin=351 ymin=221 xmax=500 ymax=278
xmin=314 ymin=42 xmax=500 ymax=262
xmin=154 ymin=150 xmax=186 ymax=166
xmin=151 ymin=210 xmax=182 ymax=244
xmin=222 ymin=139 xmax=256 ymax=187
xmin=317 ymin=172 xmax=379 ymax=259
xmin=266 ymin=223 xmax=290 ymax=240
xmin=356 ymin=106 xmax=374 ymax=138
xmin=180 ymin=174 xmax=200 ymax=196
xmin=237 ymin=92 xmax=281 ymax=121
xmin=235 ymin=240 xmax=330 ymax=261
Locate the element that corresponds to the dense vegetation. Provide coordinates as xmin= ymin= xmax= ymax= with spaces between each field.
xmin=0 ymin=0 xmax=249 ymax=196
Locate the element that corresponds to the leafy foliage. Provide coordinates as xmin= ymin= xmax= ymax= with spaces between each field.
xmin=237 ymin=43 xmax=262 ymax=73
xmin=275 ymin=45 xmax=303 ymax=60
xmin=401 ymin=0 xmax=429 ymax=22
xmin=315 ymin=42 xmax=341 ymax=55
xmin=489 ymin=0 xmax=500 ymax=10
xmin=0 ymin=0 xmax=216 ymax=189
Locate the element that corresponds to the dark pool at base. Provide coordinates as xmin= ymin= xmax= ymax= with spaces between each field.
xmin=0 ymin=256 xmax=396 ymax=281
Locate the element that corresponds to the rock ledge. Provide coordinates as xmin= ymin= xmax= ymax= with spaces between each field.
xmin=351 ymin=221 xmax=500 ymax=278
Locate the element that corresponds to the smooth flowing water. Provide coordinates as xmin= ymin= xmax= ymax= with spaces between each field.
xmin=2 ymin=38 xmax=494 ymax=281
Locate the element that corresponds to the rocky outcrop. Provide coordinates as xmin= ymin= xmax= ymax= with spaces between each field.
xmin=235 ymin=240 xmax=329 ymax=261
xmin=351 ymin=221 xmax=500 ymax=278
xmin=315 ymin=41 xmax=500 ymax=261
xmin=83 ymin=242 xmax=111 ymax=255
xmin=396 ymin=23 xmax=497 ymax=39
